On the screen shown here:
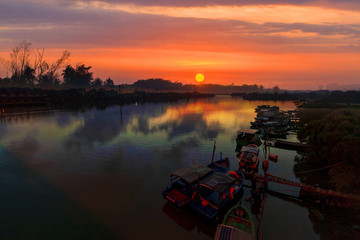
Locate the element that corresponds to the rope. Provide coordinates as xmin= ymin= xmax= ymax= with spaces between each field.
xmin=256 ymin=191 xmax=267 ymax=239
xmin=294 ymin=162 xmax=344 ymax=175
xmin=267 ymin=162 xmax=344 ymax=178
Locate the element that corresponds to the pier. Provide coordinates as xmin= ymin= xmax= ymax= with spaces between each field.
xmin=254 ymin=173 xmax=360 ymax=207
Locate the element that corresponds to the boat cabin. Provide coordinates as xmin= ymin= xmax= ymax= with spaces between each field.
xmin=237 ymin=129 xmax=259 ymax=138
xmin=170 ymin=164 xmax=212 ymax=185
xmin=163 ymin=164 xmax=212 ymax=208
xmin=191 ymin=173 xmax=240 ymax=220
xmin=239 ymin=145 xmax=260 ymax=173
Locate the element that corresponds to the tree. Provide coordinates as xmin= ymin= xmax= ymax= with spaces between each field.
xmin=62 ymin=65 xmax=76 ymax=85
xmin=104 ymin=77 xmax=114 ymax=86
xmin=0 ymin=41 xmax=70 ymax=86
xmin=74 ymin=64 xmax=93 ymax=86
xmin=272 ymin=85 xmax=280 ymax=93
xmin=0 ymin=41 xmax=32 ymax=84
xmin=259 ymin=85 xmax=264 ymax=92
xmin=44 ymin=50 xmax=70 ymax=84
xmin=62 ymin=64 xmax=93 ymax=86
xmin=92 ymin=77 xmax=103 ymax=86
xmin=34 ymin=48 xmax=48 ymax=80
xmin=23 ymin=66 xmax=36 ymax=85
xmin=38 ymin=72 xmax=61 ymax=86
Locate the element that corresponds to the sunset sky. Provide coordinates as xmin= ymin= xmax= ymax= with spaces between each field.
xmin=1 ymin=0 xmax=360 ymax=89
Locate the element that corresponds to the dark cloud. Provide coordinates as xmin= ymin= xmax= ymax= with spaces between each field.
xmin=0 ymin=0 xmax=359 ymax=53
xmin=62 ymin=106 xmax=124 ymax=149
xmin=261 ymin=22 xmax=360 ymax=36
xmin=157 ymin=137 xmax=200 ymax=163
xmin=62 ymin=103 xmax=174 ymax=149
xmin=159 ymin=113 xmax=224 ymax=140
xmin=56 ymin=0 xmax=360 ymax=8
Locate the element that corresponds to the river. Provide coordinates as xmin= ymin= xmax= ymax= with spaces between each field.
xmin=0 ymin=96 xmax=355 ymax=239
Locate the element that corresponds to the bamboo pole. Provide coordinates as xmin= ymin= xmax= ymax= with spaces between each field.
xmin=211 ymin=140 xmax=216 ymax=163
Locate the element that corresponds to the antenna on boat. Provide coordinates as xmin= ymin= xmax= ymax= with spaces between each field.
xmin=211 ymin=140 xmax=216 ymax=163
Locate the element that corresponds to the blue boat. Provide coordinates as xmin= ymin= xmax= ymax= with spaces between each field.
xmin=162 ymin=158 xmax=230 ymax=208
xmin=208 ymin=157 xmax=231 ymax=174
xmin=190 ymin=172 xmax=244 ymax=221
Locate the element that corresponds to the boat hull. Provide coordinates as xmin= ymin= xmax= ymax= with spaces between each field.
xmin=214 ymin=205 xmax=255 ymax=240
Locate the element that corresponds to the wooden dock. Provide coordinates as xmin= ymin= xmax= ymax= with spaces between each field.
xmin=273 ymin=140 xmax=308 ymax=151
xmin=254 ymin=173 xmax=360 ymax=207
xmin=0 ymin=95 xmax=47 ymax=107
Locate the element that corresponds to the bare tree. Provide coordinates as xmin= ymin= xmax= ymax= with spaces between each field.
xmin=1 ymin=41 xmax=70 ymax=86
xmin=1 ymin=41 xmax=32 ymax=80
xmin=48 ymin=50 xmax=71 ymax=80
xmin=34 ymin=48 xmax=49 ymax=79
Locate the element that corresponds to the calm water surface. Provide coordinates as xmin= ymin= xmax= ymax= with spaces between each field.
xmin=0 ymin=96 xmax=354 ymax=239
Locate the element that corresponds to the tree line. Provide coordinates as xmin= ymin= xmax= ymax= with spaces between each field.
xmin=129 ymin=78 xmax=267 ymax=93
xmin=296 ymin=104 xmax=360 ymax=194
xmin=0 ymin=41 xmax=114 ymax=87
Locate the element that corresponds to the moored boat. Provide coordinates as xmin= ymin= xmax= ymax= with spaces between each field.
xmin=266 ymin=129 xmax=287 ymax=139
xmin=214 ymin=204 xmax=255 ymax=240
xmin=208 ymin=157 xmax=231 ymax=174
xmin=190 ymin=172 xmax=244 ymax=221
xmin=235 ymin=129 xmax=263 ymax=152
xmin=162 ymin=158 xmax=230 ymax=208
xmin=238 ymin=144 xmax=259 ymax=175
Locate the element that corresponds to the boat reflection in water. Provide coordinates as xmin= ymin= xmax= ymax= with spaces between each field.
xmin=162 ymin=202 xmax=216 ymax=238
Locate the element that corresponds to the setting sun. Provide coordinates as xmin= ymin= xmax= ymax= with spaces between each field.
xmin=195 ymin=73 xmax=205 ymax=83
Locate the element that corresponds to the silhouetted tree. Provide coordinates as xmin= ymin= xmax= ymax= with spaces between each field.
xmin=0 ymin=41 xmax=32 ymax=84
xmin=62 ymin=65 xmax=76 ymax=85
xmin=133 ymin=78 xmax=182 ymax=90
xmin=38 ymin=73 xmax=60 ymax=86
xmin=23 ymin=66 xmax=36 ymax=85
xmin=92 ymin=77 xmax=103 ymax=86
xmin=104 ymin=77 xmax=114 ymax=86
xmin=259 ymin=85 xmax=264 ymax=92
xmin=40 ymin=50 xmax=70 ymax=84
xmin=0 ymin=41 xmax=70 ymax=86
xmin=272 ymin=85 xmax=280 ymax=93
xmin=34 ymin=48 xmax=48 ymax=79
xmin=74 ymin=64 xmax=93 ymax=86
xmin=62 ymin=64 xmax=93 ymax=86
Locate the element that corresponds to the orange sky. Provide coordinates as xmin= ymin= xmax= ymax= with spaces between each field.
xmin=1 ymin=0 xmax=360 ymax=89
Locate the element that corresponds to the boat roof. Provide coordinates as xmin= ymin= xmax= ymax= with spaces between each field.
xmin=237 ymin=129 xmax=258 ymax=134
xmin=171 ymin=164 xmax=212 ymax=185
xmin=200 ymin=172 xmax=235 ymax=194
xmin=215 ymin=225 xmax=253 ymax=240
xmin=240 ymin=145 xmax=259 ymax=154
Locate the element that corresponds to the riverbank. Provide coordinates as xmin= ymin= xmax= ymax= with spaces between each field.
xmin=296 ymin=104 xmax=360 ymax=196
xmin=0 ymin=87 xmax=215 ymax=108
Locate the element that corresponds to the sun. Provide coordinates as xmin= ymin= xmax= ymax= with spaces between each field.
xmin=195 ymin=73 xmax=205 ymax=83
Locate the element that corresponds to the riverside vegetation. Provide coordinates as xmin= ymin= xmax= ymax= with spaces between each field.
xmin=295 ymin=99 xmax=360 ymax=195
